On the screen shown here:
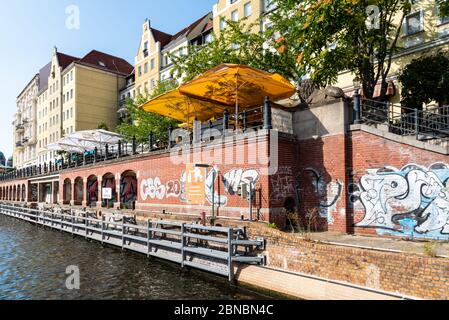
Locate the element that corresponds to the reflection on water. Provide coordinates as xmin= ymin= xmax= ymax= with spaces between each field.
xmin=0 ymin=215 xmax=268 ymax=300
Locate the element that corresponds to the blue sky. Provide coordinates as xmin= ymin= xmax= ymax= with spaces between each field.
xmin=0 ymin=0 xmax=217 ymax=160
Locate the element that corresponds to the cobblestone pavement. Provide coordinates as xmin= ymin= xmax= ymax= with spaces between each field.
xmin=308 ymin=232 xmax=449 ymax=258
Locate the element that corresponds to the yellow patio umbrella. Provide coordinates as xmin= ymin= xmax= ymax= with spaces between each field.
xmin=141 ymin=89 xmax=232 ymax=125
xmin=178 ymin=64 xmax=296 ymax=116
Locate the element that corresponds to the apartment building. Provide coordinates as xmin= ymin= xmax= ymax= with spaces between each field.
xmin=134 ymin=19 xmax=172 ymax=97
xmin=36 ymin=47 xmax=133 ymax=165
xmin=160 ymin=13 xmax=213 ymax=83
xmin=13 ymin=64 xmax=49 ymax=169
xmin=213 ymin=0 xmax=275 ymax=36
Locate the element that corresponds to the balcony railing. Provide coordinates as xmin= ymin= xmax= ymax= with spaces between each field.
xmin=353 ymin=96 xmax=449 ymax=140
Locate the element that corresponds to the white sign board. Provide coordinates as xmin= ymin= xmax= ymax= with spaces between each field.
xmin=102 ymin=188 xmax=113 ymax=200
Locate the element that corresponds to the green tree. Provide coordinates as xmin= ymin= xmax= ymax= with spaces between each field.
xmin=171 ymin=19 xmax=301 ymax=85
xmin=116 ymin=80 xmax=179 ymax=144
xmin=398 ymin=52 xmax=449 ymax=109
xmin=267 ymin=0 xmax=414 ymax=101
xmin=97 ymin=122 xmax=109 ymax=131
xmin=438 ymin=0 xmax=449 ymax=16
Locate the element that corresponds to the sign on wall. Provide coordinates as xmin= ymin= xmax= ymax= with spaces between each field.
xmin=102 ymin=188 xmax=113 ymax=200
xmin=185 ymin=164 xmax=206 ymax=205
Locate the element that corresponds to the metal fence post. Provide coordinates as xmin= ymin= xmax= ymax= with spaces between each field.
xmin=101 ymin=215 xmax=105 ymax=245
xmin=149 ymin=132 xmax=154 ymax=152
xmin=181 ymin=223 xmax=186 ymax=268
xmin=263 ymin=97 xmax=272 ymax=130
xmin=228 ymin=228 xmax=234 ymax=282
xmin=121 ymin=220 xmax=125 ymax=251
xmin=415 ymin=109 xmax=419 ymax=139
xmin=147 ymin=219 xmax=151 ymax=257
xmin=353 ymin=89 xmax=361 ymax=124
xmin=223 ymin=110 xmax=229 ymax=134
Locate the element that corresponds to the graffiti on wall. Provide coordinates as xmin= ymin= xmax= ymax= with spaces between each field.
xmin=269 ymin=166 xmax=297 ymax=204
xmin=355 ymin=163 xmax=449 ymax=239
xmin=305 ymin=168 xmax=343 ymax=225
xmin=140 ymin=168 xmax=260 ymax=207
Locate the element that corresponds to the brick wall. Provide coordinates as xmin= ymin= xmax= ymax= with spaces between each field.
xmin=247 ymin=223 xmax=449 ymax=300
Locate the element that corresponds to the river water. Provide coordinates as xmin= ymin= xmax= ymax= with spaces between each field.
xmin=0 ymin=215 xmax=269 ymax=300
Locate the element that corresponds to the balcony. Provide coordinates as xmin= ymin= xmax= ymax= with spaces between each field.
xmin=16 ymin=124 xmax=25 ymax=133
xmin=15 ymin=142 xmax=24 ymax=150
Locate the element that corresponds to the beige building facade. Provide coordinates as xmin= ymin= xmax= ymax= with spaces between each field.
xmin=36 ymin=47 xmax=132 ymax=166
xmin=13 ymin=74 xmax=40 ymax=169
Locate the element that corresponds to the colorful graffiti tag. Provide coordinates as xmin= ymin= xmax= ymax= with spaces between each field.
xmin=356 ymin=163 xmax=449 ymax=239
xmin=140 ymin=168 xmax=260 ymax=207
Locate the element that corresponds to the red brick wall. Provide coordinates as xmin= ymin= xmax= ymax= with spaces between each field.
xmin=347 ymin=129 xmax=449 ymax=236
xmin=56 ymin=134 xmax=288 ymax=221
xmin=296 ymin=134 xmax=348 ymax=233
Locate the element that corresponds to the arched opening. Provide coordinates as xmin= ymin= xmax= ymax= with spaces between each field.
xmin=0 ymin=187 xmax=3 ymax=200
xmin=13 ymin=186 xmax=17 ymax=201
xmin=6 ymin=186 xmax=9 ymax=201
xmin=17 ymin=185 xmax=21 ymax=202
xmin=120 ymin=170 xmax=137 ymax=210
xmin=22 ymin=184 xmax=26 ymax=202
xmin=9 ymin=186 xmax=13 ymax=201
xmin=63 ymin=179 xmax=72 ymax=205
xmin=30 ymin=184 xmax=38 ymax=202
xmin=86 ymin=175 xmax=98 ymax=207
xmin=74 ymin=177 xmax=84 ymax=206
xmin=102 ymin=173 xmax=116 ymax=208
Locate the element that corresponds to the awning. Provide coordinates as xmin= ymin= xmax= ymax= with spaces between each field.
xmin=179 ymin=64 xmax=296 ymax=109
xmin=141 ymin=89 xmax=233 ymax=124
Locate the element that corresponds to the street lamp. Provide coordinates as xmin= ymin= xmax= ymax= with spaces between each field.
xmin=353 ymin=76 xmax=362 ymax=124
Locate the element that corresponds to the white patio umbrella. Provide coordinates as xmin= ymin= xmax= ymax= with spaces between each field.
xmin=64 ymin=130 xmax=123 ymax=148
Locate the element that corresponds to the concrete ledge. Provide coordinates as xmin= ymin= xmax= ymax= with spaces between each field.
xmin=349 ymin=124 xmax=449 ymax=155
xmin=236 ymin=265 xmax=415 ymax=300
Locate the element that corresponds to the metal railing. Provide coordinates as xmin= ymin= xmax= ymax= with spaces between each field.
xmin=1 ymin=98 xmax=275 ymax=182
xmin=0 ymin=203 xmax=266 ymax=281
xmin=358 ymin=98 xmax=449 ymax=140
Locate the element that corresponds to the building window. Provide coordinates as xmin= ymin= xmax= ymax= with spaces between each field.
xmin=231 ymin=10 xmax=239 ymax=22
xmin=144 ymin=63 xmax=149 ymax=74
xmin=143 ymin=41 xmax=149 ymax=57
xmin=404 ymin=11 xmax=423 ymax=36
xmin=244 ymin=2 xmax=252 ymax=17
xmin=204 ymin=33 xmax=212 ymax=44
xmin=230 ymin=0 xmax=238 ymax=3
xmin=151 ymin=58 xmax=155 ymax=70
xmin=138 ymin=66 xmax=142 ymax=76
xmin=263 ymin=0 xmax=276 ymax=12
xmin=220 ymin=17 xmax=226 ymax=30
xmin=70 ymin=89 xmax=73 ymax=99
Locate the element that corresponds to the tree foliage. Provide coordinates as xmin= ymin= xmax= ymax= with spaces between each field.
xmin=398 ymin=52 xmax=449 ymax=109
xmin=116 ymin=80 xmax=179 ymax=143
xmin=267 ymin=0 xmax=415 ymax=101
xmin=171 ymin=19 xmax=301 ymax=84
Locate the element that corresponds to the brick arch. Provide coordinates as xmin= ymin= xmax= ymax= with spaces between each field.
xmin=120 ymin=170 xmax=137 ymax=210
xmin=101 ymin=172 xmax=116 ymax=207
xmin=74 ymin=177 xmax=84 ymax=206
xmin=63 ymin=178 xmax=72 ymax=205
xmin=86 ymin=175 xmax=98 ymax=207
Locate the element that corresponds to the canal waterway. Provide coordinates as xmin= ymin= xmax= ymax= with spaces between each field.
xmin=0 ymin=215 xmax=269 ymax=300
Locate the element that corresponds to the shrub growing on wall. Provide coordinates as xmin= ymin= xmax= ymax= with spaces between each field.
xmin=398 ymin=52 xmax=449 ymax=109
